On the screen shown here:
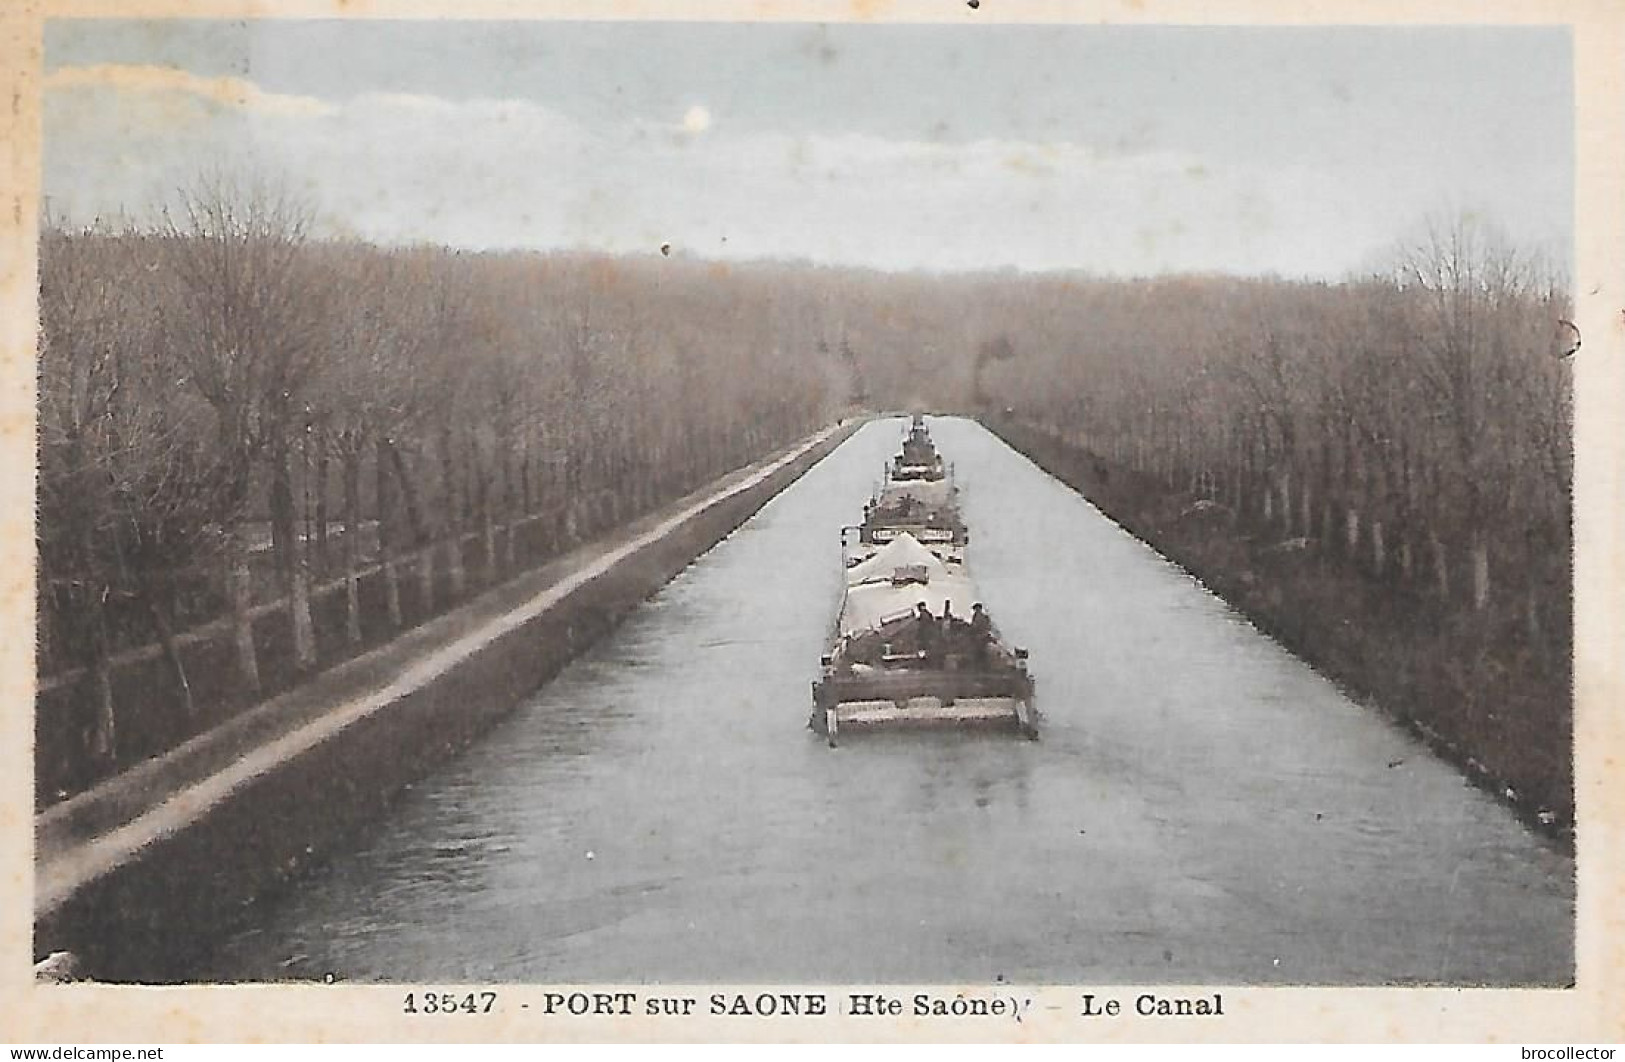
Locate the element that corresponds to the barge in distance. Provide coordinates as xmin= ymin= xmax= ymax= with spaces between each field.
xmin=810 ymin=416 xmax=1036 ymax=745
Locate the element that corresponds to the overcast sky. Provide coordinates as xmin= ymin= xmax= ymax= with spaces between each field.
xmin=42 ymin=20 xmax=1572 ymax=279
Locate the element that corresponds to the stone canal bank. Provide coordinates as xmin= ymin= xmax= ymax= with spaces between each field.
xmin=34 ymin=421 xmax=859 ymax=981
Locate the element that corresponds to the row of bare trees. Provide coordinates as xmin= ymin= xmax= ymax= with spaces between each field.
xmin=959 ymin=217 xmax=1572 ymax=816
xmin=975 ymin=219 xmax=1570 ymax=631
xmin=37 ymin=182 xmax=849 ymax=787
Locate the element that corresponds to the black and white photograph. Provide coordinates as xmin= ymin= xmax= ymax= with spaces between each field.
xmin=10 ymin=0 xmax=1624 ymax=1043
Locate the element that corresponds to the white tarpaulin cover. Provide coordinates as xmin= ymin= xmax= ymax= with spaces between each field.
xmin=845 ymin=532 xmax=947 ymax=586
xmin=838 ymin=577 xmax=979 ymax=638
xmin=837 ymin=532 xmax=980 ymax=636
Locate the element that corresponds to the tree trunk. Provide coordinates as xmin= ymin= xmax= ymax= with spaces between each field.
xmin=269 ymin=447 xmax=300 ymax=591
xmin=465 ymin=427 xmax=486 ymax=532
xmin=301 ymin=435 xmax=313 ymax=581
xmin=438 ymin=425 xmax=461 ymax=535
xmin=418 ymin=546 xmax=436 ymax=615
xmin=496 ymin=429 xmax=514 ymax=527
xmin=383 ymin=559 xmax=402 ymax=629
xmin=276 ymin=440 xmax=317 ymax=670
xmin=290 ymin=564 xmax=317 ymax=671
xmin=375 ymin=436 xmax=403 ymax=629
xmin=1472 ymin=535 xmax=1491 ymax=611
xmin=1232 ymin=429 xmax=1245 ymax=513
xmin=1318 ymin=431 xmax=1336 ymax=545
xmin=485 ymin=517 xmax=499 ymax=584
xmin=314 ymin=428 xmax=330 ymax=574
xmin=84 ymin=584 xmax=116 ymax=767
xmin=447 ymin=533 xmax=466 ymax=599
xmin=1430 ymin=529 xmax=1451 ymax=599
xmin=226 ymin=553 xmax=261 ymax=695
xmin=520 ymin=444 xmax=534 ymax=515
xmin=383 ymin=438 xmax=429 ymax=547
xmin=376 ymin=435 xmax=395 ymax=553
xmin=143 ymin=575 xmax=194 ymax=719
xmin=565 ymin=498 xmax=581 ymax=543
xmin=343 ymin=449 xmax=363 ymax=646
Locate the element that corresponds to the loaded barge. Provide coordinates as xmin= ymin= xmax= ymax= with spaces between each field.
xmin=810 ymin=416 xmax=1036 ymax=745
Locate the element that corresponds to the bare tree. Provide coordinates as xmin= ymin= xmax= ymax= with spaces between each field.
xmin=156 ymin=173 xmax=327 ymax=676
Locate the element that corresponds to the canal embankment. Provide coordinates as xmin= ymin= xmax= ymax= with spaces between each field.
xmin=984 ymin=416 xmax=1573 ymax=847
xmin=34 ymin=420 xmax=860 ymax=981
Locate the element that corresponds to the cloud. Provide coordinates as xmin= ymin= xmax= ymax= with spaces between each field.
xmin=44 ymin=63 xmax=333 ymax=117
xmin=42 ymin=67 xmax=1559 ymax=278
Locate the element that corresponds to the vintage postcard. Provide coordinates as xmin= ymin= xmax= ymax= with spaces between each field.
xmin=1 ymin=0 xmax=1621 ymax=1044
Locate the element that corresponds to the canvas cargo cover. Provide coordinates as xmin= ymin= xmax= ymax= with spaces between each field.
xmin=837 ymin=575 xmax=979 ymax=638
xmin=836 ymin=532 xmax=980 ymax=637
xmin=845 ymin=532 xmax=949 ymax=586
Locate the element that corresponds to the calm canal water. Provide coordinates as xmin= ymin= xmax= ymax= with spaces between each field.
xmin=204 ymin=417 xmax=1573 ymax=985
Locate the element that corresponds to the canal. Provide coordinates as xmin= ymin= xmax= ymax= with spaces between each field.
xmin=204 ymin=417 xmax=1573 ymax=986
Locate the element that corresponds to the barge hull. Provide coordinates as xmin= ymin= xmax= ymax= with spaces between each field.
xmin=811 ymin=671 xmax=1038 ymax=744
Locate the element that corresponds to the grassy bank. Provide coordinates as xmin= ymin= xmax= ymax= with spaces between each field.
xmin=988 ymin=417 xmax=1572 ymax=846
